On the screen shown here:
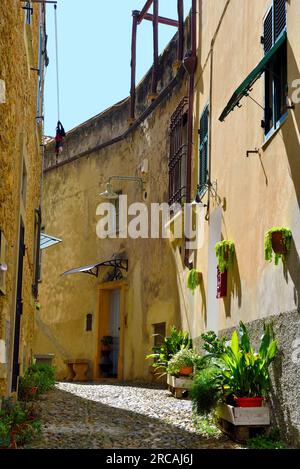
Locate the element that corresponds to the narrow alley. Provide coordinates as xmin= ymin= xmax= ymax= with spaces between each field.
xmin=30 ymin=382 xmax=239 ymax=449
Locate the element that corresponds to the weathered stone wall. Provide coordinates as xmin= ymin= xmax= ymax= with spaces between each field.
xmin=0 ymin=1 xmax=45 ymax=395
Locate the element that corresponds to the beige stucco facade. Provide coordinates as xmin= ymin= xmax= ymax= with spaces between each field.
xmin=35 ymin=29 xmax=190 ymax=380
xmin=0 ymin=1 xmax=46 ymax=396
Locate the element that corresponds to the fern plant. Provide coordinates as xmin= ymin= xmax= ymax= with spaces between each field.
xmin=215 ymin=240 xmax=235 ymax=273
xmin=187 ymin=269 xmax=202 ymax=294
xmin=264 ymin=227 xmax=292 ymax=265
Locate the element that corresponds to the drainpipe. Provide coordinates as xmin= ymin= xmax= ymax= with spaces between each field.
xmin=184 ymin=0 xmax=197 ymax=267
xmin=130 ymin=10 xmax=139 ymax=122
xmin=151 ymin=0 xmax=159 ymax=96
xmin=177 ymin=0 xmax=184 ymax=62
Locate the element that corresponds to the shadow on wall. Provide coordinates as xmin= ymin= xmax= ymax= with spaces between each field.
xmin=283 ymin=237 xmax=300 ymax=309
xmin=282 ymin=41 xmax=300 ymax=207
xmin=223 ymin=252 xmax=242 ymax=318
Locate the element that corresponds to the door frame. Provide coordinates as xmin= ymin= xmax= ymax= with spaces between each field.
xmin=93 ymin=280 xmax=127 ymax=381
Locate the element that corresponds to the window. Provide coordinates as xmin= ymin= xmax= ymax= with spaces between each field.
xmin=168 ymin=97 xmax=188 ymax=206
xmin=32 ymin=208 xmax=41 ymax=298
xmin=263 ymin=0 xmax=287 ymax=136
xmin=86 ymin=314 xmax=93 ymax=332
xmin=153 ymin=322 xmax=166 ymax=349
xmin=24 ymin=2 xmax=32 ymax=25
xmin=36 ymin=24 xmax=43 ymax=118
xmin=198 ymin=105 xmax=209 ymax=195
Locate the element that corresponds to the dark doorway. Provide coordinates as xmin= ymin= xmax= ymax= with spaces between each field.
xmin=11 ymin=221 xmax=25 ymax=392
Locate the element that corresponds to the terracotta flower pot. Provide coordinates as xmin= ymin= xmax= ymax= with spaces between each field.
xmin=271 ymin=232 xmax=287 ymax=255
xmin=179 ymin=367 xmax=193 ymax=376
xmin=234 ymin=397 xmax=264 ymax=407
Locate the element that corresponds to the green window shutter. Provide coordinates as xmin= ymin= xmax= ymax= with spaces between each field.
xmin=199 ymin=106 xmax=209 ymax=193
xmin=264 ymin=7 xmax=273 ymax=53
xmin=274 ymin=0 xmax=286 ymax=42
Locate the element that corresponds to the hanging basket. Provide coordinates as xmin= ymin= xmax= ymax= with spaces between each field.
xmin=271 ymin=231 xmax=287 ymax=255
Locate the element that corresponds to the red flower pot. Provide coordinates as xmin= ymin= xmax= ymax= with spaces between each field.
xmin=271 ymin=232 xmax=287 ymax=255
xmin=179 ymin=367 xmax=193 ymax=376
xmin=234 ymin=397 xmax=264 ymax=407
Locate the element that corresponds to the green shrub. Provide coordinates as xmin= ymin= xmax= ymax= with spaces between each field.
xmin=18 ymin=364 xmax=55 ymax=400
xmin=246 ymin=429 xmax=286 ymax=449
xmin=190 ymin=366 xmax=223 ymax=415
xmin=0 ymin=398 xmax=41 ymax=448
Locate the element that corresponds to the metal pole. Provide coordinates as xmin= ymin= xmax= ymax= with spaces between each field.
xmin=151 ymin=0 xmax=159 ymax=95
xmin=138 ymin=0 xmax=154 ymax=23
xmin=143 ymin=13 xmax=178 ymax=27
xmin=177 ymin=0 xmax=184 ymax=61
xmin=130 ymin=11 xmax=139 ymax=121
xmin=54 ymin=4 xmax=60 ymax=122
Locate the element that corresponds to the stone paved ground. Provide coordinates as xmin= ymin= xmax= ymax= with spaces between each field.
xmin=30 ymin=381 xmax=240 ymax=449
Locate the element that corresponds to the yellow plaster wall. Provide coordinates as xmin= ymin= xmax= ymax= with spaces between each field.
xmin=181 ymin=0 xmax=300 ymax=336
xmin=35 ymin=83 xmax=187 ymax=380
xmin=0 ymin=1 xmax=44 ymax=395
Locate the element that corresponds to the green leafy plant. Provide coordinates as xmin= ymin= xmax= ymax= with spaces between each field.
xmin=246 ymin=429 xmax=286 ymax=449
xmin=166 ymin=348 xmax=201 ymax=376
xmin=0 ymin=398 xmax=41 ymax=449
xmin=217 ymin=321 xmax=278 ymax=398
xmin=201 ymin=331 xmax=227 ymax=357
xmin=18 ymin=364 xmax=55 ymax=401
xmin=190 ymin=366 xmax=223 ymax=415
xmin=215 ymin=240 xmax=235 ymax=273
xmin=264 ymin=227 xmax=292 ymax=265
xmin=101 ymin=335 xmax=113 ymax=345
xmin=187 ymin=269 xmax=202 ymax=294
xmin=146 ymin=326 xmax=192 ymax=377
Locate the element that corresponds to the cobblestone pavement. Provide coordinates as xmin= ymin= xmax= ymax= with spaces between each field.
xmin=30 ymin=381 xmax=240 ymax=449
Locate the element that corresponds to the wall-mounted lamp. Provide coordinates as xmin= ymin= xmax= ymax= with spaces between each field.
xmin=0 ymin=263 xmax=8 ymax=272
xmin=99 ymin=176 xmax=145 ymax=200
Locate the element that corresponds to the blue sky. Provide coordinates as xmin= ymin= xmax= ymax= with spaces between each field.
xmin=44 ymin=0 xmax=191 ymax=136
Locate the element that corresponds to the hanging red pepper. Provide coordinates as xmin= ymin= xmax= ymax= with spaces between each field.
xmin=55 ymin=121 xmax=65 ymax=156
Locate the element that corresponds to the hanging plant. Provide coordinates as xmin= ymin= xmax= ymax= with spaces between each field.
xmin=215 ymin=240 xmax=235 ymax=273
xmin=264 ymin=227 xmax=292 ymax=265
xmin=187 ymin=269 xmax=202 ymax=294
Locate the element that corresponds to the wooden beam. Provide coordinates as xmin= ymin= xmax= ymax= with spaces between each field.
xmin=143 ymin=13 xmax=179 ymax=28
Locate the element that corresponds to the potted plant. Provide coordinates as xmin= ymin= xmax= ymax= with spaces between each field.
xmin=100 ymin=335 xmax=113 ymax=351
xmin=215 ymin=240 xmax=235 ymax=273
xmin=264 ymin=227 xmax=292 ymax=265
xmin=217 ymin=322 xmax=277 ymax=406
xmin=166 ymin=348 xmax=200 ymax=377
xmin=187 ymin=269 xmax=202 ymax=294
xmin=146 ymin=326 xmax=192 ymax=378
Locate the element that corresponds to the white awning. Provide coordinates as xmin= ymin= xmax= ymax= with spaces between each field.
xmin=40 ymin=233 xmax=62 ymax=250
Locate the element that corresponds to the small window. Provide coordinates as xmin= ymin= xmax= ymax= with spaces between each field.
xmin=198 ymin=105 xmax=209 ymax=195
xmin=86 ymin=314 xmax=93 ymax=332
xmin=168 ymin=97 xmax=188 ymax=206
xmin=153 ymin=322 xmax=166 ymax=349
xmin=263 ymin=0 xmax=287 ymax=136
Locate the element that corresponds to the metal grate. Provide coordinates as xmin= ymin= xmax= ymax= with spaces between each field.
xmin=168 ymin=97 xmax=188 ymax=206
xmin=274 ymin=0 xmax=286 ymax=41
xmin=264 ymin=8 xmax=273 ymax=53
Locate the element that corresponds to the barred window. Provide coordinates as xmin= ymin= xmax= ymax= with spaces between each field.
xmin=168 ymin=97 xmax=188 ymax=206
